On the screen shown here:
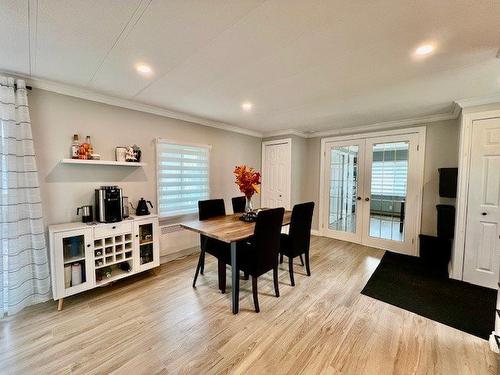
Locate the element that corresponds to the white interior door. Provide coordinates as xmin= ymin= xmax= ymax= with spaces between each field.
xmin=463 ymin=118 xmax=500 ymax=289
xmin=261 ymin=140 xmax=291 ymax=209
xmin=323 ymin=140 xmax=365 ymax=243
xmin=361 ymin=134 xmax=419 ymax=254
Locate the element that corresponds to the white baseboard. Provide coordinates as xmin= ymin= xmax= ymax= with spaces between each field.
xmin=311 ymin=229 xmax=321 ymax=236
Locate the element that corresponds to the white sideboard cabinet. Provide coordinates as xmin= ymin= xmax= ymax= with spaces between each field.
xmin=49 ymin=215 xmax=160 ymax=310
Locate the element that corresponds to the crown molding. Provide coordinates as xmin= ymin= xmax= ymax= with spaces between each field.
xmin=455 ymin=92 xmax=500 ymax=109
xmin=264 ymin=105 xmax=463 ymax=139
xmin=306 ymin=108 xmax=461 ymax=138
xmin=262 ymin=129 xmax=308 ymax=138
xmin=0 ymin=71 xmax=263 ymax=139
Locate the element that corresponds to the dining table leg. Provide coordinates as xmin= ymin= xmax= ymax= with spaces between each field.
xmin=230 ymin=241 xmax=239 ymax=314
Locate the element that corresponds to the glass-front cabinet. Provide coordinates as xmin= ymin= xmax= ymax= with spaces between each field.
xmin=53 ymin=228 xmax=94 ymax=299
xmin=134 ymin=218 xmax=160 ymax=272
xmin=49 ymin=215 xmax=160 ymax=310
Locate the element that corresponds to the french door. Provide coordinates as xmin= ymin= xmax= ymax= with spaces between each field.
xmin=322 ymin=132 xmax=421 ymax=255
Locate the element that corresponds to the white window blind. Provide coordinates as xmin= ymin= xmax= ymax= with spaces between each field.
xmin=371 ymin=160 xmax=408 ymax=197
xmin=156 ymin=141 xmax=210 ymax=217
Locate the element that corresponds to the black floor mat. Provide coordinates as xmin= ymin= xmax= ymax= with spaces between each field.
xmin=361 ymin=251 xmax=497 ymax=340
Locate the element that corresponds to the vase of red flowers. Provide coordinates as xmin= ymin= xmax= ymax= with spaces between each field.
xmin=233 ymin=165 xmax=261 ymax=212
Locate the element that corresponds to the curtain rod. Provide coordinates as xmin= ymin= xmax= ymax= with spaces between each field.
xmin=14 ymin=84 xmax=32 ymax=90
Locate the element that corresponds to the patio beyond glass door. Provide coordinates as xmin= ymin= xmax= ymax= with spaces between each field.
xmin=323 ymin=141 xmax=364 ymax=243
xmin=323 ymin=133 xmax=419 ymax=255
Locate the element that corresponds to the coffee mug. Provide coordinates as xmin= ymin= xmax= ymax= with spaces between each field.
xmin=115 ymin=147 xmax=127 ymax=162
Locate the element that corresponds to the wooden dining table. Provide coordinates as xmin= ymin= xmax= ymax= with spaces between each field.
xmin=181 ymin=210 xmax=292 ymax=314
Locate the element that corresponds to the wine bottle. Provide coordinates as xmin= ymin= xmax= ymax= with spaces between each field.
xmin=85 ymin=136 xmax=93 ymax=158
xmin=71 ymin=134 xmax=80 ymax=159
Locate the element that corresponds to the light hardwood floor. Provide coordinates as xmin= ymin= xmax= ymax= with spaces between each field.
xmin=0 ymin=236 xmax=497 ymax=374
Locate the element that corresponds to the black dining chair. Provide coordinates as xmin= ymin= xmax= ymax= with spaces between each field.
xmin=237 ymin=207 xmax=285 ymax=312
xmin=193 ymin=199 xmax=231 ymax=292
xmin=279 ymin=202 xmax=315 ymax=286
xmin=231 ymin=196 xmax=246 ymax=214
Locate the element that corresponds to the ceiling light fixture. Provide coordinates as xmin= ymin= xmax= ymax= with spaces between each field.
xmin=241 ymin=102 xmax=253 ymax=111
xmin=135 ymin=63 xmax=153 ymax=75
xmin=415 ymin=44 xmax=435 ymax=56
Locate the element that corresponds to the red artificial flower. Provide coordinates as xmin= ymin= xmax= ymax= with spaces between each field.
xmin=233 ymin=165 xmax=261 ymax=198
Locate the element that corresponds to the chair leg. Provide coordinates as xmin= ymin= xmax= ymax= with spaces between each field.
xmin=299 ymin=254 xmax=304 ymax=266
xmin=218 ymin=260 xmax=226 ymax=293
xmin=305 ymin=251 xmax=311 ymax=276
xmin=200 ymin=251 xmax=205 ymax=275
xmin=288 ymin=256 xmax=295 ymax=286
xmin=244 ymin=271 xmax=249 ymax=280
xmin=192 ymin=249 xmax=205 ymax=288
xmin=280 ymin=253 xmax=283 ymax=264
xmin=252 ymin=276 xmax=260 ymax=313
xmin=273 ymin=266 xmax=280 ymax=297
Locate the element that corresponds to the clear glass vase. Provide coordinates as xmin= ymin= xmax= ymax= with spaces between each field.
xmin=245 ymin=196 xmax=253 ymax=212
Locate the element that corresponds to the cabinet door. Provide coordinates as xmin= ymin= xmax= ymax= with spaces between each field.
xmin=53 ymin=228 xmax=94 ymax=299
xmin=134 ymin=219 xmax=160 ymax=272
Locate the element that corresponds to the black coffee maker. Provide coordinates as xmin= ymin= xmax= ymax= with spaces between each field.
xmin=95 ymin=186 xmax=123 ymax=223
xmin=132 ymin=198 xmax=153 ymax=216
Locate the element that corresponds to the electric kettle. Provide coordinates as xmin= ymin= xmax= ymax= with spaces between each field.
xmin=132 ymin=198 xmax=153 ymax=216
xmin=76 ymin=205 xmax=93 ymax=223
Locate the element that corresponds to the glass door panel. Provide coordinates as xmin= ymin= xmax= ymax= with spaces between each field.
xmin=138 ymin=223 xmax=154 ymax=265
xmin=329 ymin=145 xmax=358 ymax=232
xmin=324 ymin=141 xmax=364 ymax=242
xmin=368 ymin=142 xmax=408 ymax=242
xmin=62 ymin=235 xmax=86 ymax=288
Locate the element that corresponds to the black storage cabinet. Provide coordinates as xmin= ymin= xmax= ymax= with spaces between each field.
xmin=438 ymin=168 xmax=458 ymax=198
xmin=419 ymin=234 xmax=452 ymax=277
xmin=436 ymin=204 xmax=455 ymax=239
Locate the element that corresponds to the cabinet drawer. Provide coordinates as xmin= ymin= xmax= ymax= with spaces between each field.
xmin=94 ymin=221 xmax=133 ymax=238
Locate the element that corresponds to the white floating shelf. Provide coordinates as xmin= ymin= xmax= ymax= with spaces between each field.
xmin=60 ymin=159 xmax=147 ymax=167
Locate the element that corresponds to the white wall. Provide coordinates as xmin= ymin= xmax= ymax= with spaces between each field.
xmin=420 ymin=120 xmax=459 ymax=235
xmin=29 ymin=89 xmax=262 ymax=257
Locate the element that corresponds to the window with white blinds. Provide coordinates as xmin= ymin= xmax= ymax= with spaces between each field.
xmin=371 ymin=160 xmax=408 ymax=197
xmin=370 ymin=142 xmax=409 ymax=197
xmin=156 ymin=141 xmax=210 ymax=217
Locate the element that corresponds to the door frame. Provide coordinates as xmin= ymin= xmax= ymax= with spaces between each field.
xmin=319 ymin=126 xmax=426 ymax=256
xmin=452 ymin=109 xmax=500 ymax=281
xmin=261 ymin=138 xmax=292 ymax=210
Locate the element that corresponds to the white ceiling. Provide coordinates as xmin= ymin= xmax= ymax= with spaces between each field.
xmin=2 ymin=0 xmax=500 ymax=135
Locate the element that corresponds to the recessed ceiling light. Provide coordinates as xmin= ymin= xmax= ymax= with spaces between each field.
xmin=241 ymin=102 xmax=253 ymax=111
xmin=415 ymin=44 xmax=435 ymax=56
xmin=135 ymin=63 xmax=153 ymax=75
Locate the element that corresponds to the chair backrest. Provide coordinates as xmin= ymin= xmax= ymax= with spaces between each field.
xmin=250 ymin=207 xmax=285 ymax=275
xmin=288 ymin=202 xmax=315 ymax=256
xmin=198 ymin=199 xmax=226 ymax=220
xmin=231 ymin=196 xmax=246 ymax=213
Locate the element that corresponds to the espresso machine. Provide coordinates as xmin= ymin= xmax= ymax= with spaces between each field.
xmin=95 ymin=186 xmax=123 ymax=223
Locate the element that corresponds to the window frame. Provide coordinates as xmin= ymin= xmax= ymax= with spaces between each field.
xmin=155 ymin=138 xmax=211 ymax=220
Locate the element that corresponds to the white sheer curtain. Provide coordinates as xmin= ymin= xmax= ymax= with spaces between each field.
xmin=0 ymin=77 xmax=50 ymax=316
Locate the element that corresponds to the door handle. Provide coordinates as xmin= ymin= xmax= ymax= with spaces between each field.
xmin=356 ymin=197 xmax=362 ymax=201
xmin=365 ymin=197 xmax=370 ymax=202
xmin=481 ymin=212 xmax=487 ymax=216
